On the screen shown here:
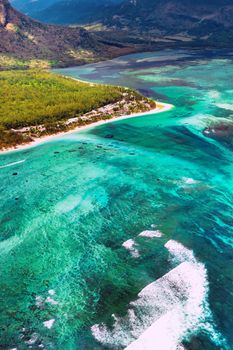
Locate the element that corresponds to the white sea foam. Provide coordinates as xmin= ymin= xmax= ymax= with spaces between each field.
xmin=91 ymin=240 xmax=228 ymax=350
xmin=25 ymin=333 xmax=38 ymax=345
xmin=43 ymin=319 xmax=55 ymax=329
xmin=0 ymin=159 xmax=25 ymax=169
xmin=181 ymin=177 xmax=199 ymax=185
xmin=46 ymin=297 xmax=59 ymax=305
xmin=208 ymin=90 xmax=221 ymax=99
xmin=35 ymin=295 xmax=44 ymax=308
xmin=181 ymin=114 xmax=212 ymax=129
xmin=122 ymin=239 xmax=139 ymax=258
xmin=92 ymin=261 xmax=205 ymax=349
xmin=138 ymin=230 xmax=163 ymax=238
xmin=36 ymin=292 xmax=59 ymax=307
xmin=165 ymin=239 xmax=195 ymax=264
xmin=215 ymin=103 xmax=233 ymax=111
xmin=48 ymin=289 xmax=56 ymax=296
xmin=125 ymin=310 xmax=186 ymax=350
xmin=122 ymin=239 xmax=134 ymax=250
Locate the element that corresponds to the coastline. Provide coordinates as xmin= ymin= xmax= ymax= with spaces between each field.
xmin=0 ymin=102 xmax=173 ymax=155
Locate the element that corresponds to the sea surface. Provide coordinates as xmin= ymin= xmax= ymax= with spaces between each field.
xmin=1 ymin=49 xmax=233 ymax=350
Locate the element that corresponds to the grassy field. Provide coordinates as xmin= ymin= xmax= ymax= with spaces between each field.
xmin=0 ymin=70 xmax=155 ymax=149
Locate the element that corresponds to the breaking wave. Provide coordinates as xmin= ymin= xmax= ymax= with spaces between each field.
xmin=122 ymin=239 xmax=139 ymax=258
xmin=138 ymin=230 xmax=163 ymax=238
xmin=91 ymin=240 xmax=229 ymax=350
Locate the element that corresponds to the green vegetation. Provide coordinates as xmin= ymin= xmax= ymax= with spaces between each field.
xmin=0 ymin=70 xmax=123 ymax=128
xmin=0 ymin=55 xmax=58 ymax=70
xmin=0 ymin=70 xmax=156 ymax=150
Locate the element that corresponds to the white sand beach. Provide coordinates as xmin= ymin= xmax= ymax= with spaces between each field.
xmin=0 ymin=102 xmax=173 ymax=154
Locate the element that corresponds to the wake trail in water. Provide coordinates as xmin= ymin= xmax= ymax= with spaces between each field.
xmin=91 ymin=240 xmax=229 ymax=350
xmin=0 ymin=159 xmax=25 ymax=169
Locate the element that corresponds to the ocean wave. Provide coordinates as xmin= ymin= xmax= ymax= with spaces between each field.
xmin=181 ymin=177 xmax=199 ymax=185
xmin=164 ymin=239 xmax=196 ymax=264
xmin=43 ymin=319 xmax=55 ymax=329
xmin=215 ymin=103 xmax=233 ymax=111
xmin=91 ymin=240 xmax=229 ymax=350
xmin=208 ymin=90 xmax=221 ymax=99
xmin=122 ymin=239 xmax=140 ymax=258
xmin=138 ymin=230 xmax=163 ymax=238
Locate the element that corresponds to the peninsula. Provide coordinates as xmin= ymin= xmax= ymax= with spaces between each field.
xmin=0 ymin=70 xmax=172 ymax=152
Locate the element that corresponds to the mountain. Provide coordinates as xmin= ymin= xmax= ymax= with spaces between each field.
xmin=2 ymin=0 xmax=232 ymax=70
xmin=31 ymin=0 xmax=122 ymax=25
xmin=28 ymin=0 xmax=233 ymax=49
xmin=105 ymin=0 xmax=233 ymax=32
xmin=101 ymin=0 xmax=233 ymax=47
xmin=0 ymin=0 xmax=136 ymax=69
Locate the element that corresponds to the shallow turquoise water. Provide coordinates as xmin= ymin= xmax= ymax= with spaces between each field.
xmin=1 ymin=50 xmax=233 ymax=349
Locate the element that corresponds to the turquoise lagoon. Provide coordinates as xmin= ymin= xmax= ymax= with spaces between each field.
xmin=0 ymin=50 xmax=233 ymax=349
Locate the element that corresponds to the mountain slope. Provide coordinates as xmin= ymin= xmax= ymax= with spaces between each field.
xmin=106 ymin=0 xmax=233 ymax=31
xmin=102 ymin=0 xmax=233 ymax=46
xmin=0 ymin=0 xmax=135 ymax=69
xmin=28 ymin=0 xmax=233 ymax=49
xmin=32 ymin=0 xmax=122 ymax=25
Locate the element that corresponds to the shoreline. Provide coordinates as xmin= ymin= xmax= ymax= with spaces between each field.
xmin=0 ymin=102 xmax=173 ymax=155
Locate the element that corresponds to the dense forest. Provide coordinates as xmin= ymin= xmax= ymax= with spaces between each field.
xmin=0 ymin=71 xmax=125 ymax=128
xmin=0 ymin=70 xmax=155 ymax=149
